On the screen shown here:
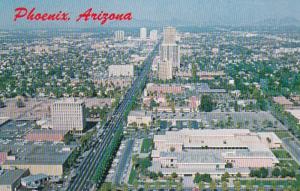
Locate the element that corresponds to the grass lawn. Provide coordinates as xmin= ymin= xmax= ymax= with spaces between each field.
xmin=240 ymin=179 xmax=295 ymax=187
xmin=278 ymin=160 xmax=300 ymax=169
xmin=275 ymin=131 xmax=291 ymax=139
xmin=272 ymin=149 xmax=291 ymax=159
xmin=141 ymin=138 xmax=153 ymax=153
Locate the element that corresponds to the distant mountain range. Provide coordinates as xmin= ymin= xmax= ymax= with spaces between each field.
xmin=255 ymin=17 xmax=300 ymax=27
xmin=109 ymin=17 xmax=300 ymax=28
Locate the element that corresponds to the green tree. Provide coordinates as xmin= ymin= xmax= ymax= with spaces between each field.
xmin=222 ymin=181 xmax=228 ymax=191
xmin=234 ymin=180 xmax=241 ymax=191
xmin=245 ymin=180 xmax=253 ymax=191
xmin=100 ymin=182 xmax=111 ymax=191
xmin=221 ymin=172 xmax=230 ymax=182
xmin=176 ymin=182 xmax=183 ymax=191
xmin=198 ymin=181 xmax=204 ymax=191
xmin=192 ymin=63 xmax=198 ymax=82
xmin=171 ymin=172 xmax=178 ymax=179
xmin=167 ymin=178 xmax=173 ymax=190
xmin=155 ymin=181 xmax=161 ymax=190
xmin=0 ymin=99 xmax=5 ymax=108
xmin=133 ymin=179 xmax=139 ymax=190
xmin=209 ymin=180 xmax=217 ymax=191
xmin=123 ymin=183 xmax=128 ymax=191
xmin=144 ymin=181 xmax=150 ymax=191
xmin=272 ymin=167 xmax=281 ymax=177
xmin=111 ymin=184 xmax=117 ymax=191
xmin=199 ymin=95 xmax=214 ymax=112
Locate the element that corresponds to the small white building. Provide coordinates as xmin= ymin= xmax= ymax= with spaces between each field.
xmin=108 ymin=64 xmax=134 ymax=77
xmin=127 ymin=111 xmax=152 ymax=128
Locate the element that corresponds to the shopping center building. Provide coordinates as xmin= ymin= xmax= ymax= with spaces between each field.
xmin=150 ymin=129 xmax=282 ymax=178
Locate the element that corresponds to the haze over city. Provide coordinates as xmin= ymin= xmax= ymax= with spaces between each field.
xmin=1 ymin=1 xmax=300 ymax=191
xmin=1 ymin=0 xmax=300 ymax=29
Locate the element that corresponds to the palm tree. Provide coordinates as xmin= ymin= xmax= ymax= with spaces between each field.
xmin=258 ymin=186 xmax=265 ymax=191
xmin=100 ymin=182 xmax=111 ymax=191
xmin=111 ymin=184 xmax=117 ymax=191
xmin=132 ymin=154 xmax=138 ymax=169
xmin=155 ymin=181 xmax=161 ymax=190
xmin=222 ymin=181 xmax=228 ymax=191
xmin=123 ymin=183 xmax=128 ymax=191
xmin=167 ymin=178 xmax=173 ymax=190
xmin=209 ymin=180 xmax=217 ymax=191
xmin=176 ymin=182 xmax=183 ymax=191
xmin=144 ymin=181 xmax=150 ymax=191
xmin=133 ymin=179 xmax=139 ymax=190
xmin=198 ymin=181 xmax=204 ymax=191
xmin=245 ymin=180 xmax=253 ymax=191
xmin=272 ymin=182 xmax=277 ymax=191
xmin=234 ymin=180 xmax=241 ymax=191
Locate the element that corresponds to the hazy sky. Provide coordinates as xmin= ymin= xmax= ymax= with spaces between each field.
xmin=1 ymin=0 xmax=300 ymax=29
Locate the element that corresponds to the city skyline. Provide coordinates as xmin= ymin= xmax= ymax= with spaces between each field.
xmin=1 ymin=0 xmax=300 ymax=29
xmin=1 ymin=1 xmax=300 ymax=190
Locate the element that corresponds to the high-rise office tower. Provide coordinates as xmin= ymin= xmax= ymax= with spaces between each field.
xmin=51 ymin=98 xmax=86 ymax=133
xmin=140 ymin=27 xmax=147 ymax=40
xmin=158 ymin=60 xmax=173 ymax=80
xmin=149 ymin=30 xmax=158 ymax=41
xmin=163 ymin=26 xmax=176 ymax=44
xmin=114 ymin=30 xmax=125 ymax=41
xmin=160 ymin=26 xmax=180 ymax=69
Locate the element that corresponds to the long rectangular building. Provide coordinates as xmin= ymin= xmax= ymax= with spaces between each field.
xmin=150 ymin=129 xmax=281 ymax=178
xmin=108 ymin=64 xmax=134 ymax=77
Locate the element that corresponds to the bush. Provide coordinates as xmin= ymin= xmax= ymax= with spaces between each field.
xmin=250 ymin=168 xmax=268 ymax=178
xmin=272 ymin=167 xmax=281 ymax=177
xmin=194 ymin=173 xmax=212 ymax=183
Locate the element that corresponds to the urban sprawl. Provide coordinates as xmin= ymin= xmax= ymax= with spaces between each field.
xmin=0 ymin=26 xmax=300 ymax=191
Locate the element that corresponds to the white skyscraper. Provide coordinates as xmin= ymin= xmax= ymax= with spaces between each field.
xmin=163 ymin=26 xmax=176 ymax=44
xmin=140 ymin=27 xmax=147 ymax=40
xmin=158 ymin=60 xmax=173 ymax=80
xmin=114 ymin=30 xmax=125 ymax=41
xmin=149 ymin=30 xmax=158 ymax=41
xmin=51 ymin=98 xmax=86 ymax=133
xmin=159 ymin=26 xmax=180 ymax=69
xmin=160 ymin=44 xmax=180 ymax=68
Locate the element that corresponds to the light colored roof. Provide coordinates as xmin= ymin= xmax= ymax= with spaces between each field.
xmin=154 ymin=129 xmax=276 ymax=152
xmin=160 ymin=150 xmax=225 ymax=164
xmin=286 ymin=109 xmax=300 ymax=121
xmin=273 ymin=96 xmax=293 ymax=105
xmin=128 ymin=110 xmax=152 ymax=117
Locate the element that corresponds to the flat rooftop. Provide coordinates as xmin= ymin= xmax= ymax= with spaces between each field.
xmin=0 ymin=141 xmax=73 ymax=165
xmin=160 ymin=150 xmax=225 ymax=164
xmin=286 ymin=109 xmax=300 ymax=122
xmin=0 ymin=120 xmax=34 ymax=140
xmin=0 ymin=169 xmax=28 ymax=185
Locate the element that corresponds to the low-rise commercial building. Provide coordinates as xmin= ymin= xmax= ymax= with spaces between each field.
xmin=150 ymin=129 xmax=281 ymax=178
xmin=25 ymin=129 xmax=67 ymax=142
xmin=0 ymin=169 xmax=29 ymax=191
xmin=21 ymin=174 xmax=48 ymax=188
xmin=1 ymin=143 xmax=73 ymax=177
xmin=108 ymin=64 xmax=134 ymax=77
xmin=127 ymin=111 xmax=152 ymax=128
